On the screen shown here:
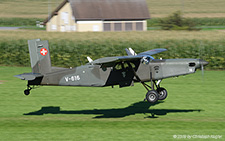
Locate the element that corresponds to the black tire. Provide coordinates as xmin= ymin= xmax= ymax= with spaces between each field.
xmin=157 ymin=87 xmax=168 ymax=100
xmin=24 ymin=90 xmax=30 ymax=95
xmin=146 ymin=90 xmax=159 ymax=103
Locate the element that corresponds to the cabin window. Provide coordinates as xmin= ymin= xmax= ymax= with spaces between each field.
xmin=114 ymin=63 xmax=123 ymax=70
xmin=114 ymin=62 xmax=136 ymax=70
xmin=141 ymin=56 xmax=152 ymax=65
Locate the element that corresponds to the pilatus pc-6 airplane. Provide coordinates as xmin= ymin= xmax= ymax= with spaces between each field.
xmin=15 ymin=39 xmax=208 ymax=103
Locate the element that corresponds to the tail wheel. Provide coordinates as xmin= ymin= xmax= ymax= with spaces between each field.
xmin=24 ymin=90 xmax=30 ymax=95
xmin=157 ymin=87 xmax=168 ymax=100
xmin=146 ymin=90 xmax=159 ymax=103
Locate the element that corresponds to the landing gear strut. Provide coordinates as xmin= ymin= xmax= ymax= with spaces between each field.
xmin=24 ymin=85 xmax=32 ymax=95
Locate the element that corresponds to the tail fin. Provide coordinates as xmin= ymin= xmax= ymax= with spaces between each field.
xmin=28 ymin=39 xmax=52 ymax=74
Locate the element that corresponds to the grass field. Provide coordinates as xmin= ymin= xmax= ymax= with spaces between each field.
xmin=1 ymin=30 xmax=225 ymax=42
xmin=147 ymin=0 xmax=225 ymax=18
xmin=0 ymin=0 xmax=225 ymax=18
xmin=0 ymin=66 xmax=224 ymax=140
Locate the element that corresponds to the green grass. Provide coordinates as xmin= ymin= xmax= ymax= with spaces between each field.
xmin=0 ymin=66 xmax=224 ymax=140
xmin=19 ymin=26 xmax=46 ymax=30
xmin=147 ymin=0 xmax=225 ymax=18
xmin=0 ymin=18 xmax=44 ymax=26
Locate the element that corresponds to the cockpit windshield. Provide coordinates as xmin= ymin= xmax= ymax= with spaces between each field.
xmin=141 ymin=56 xmax=152 ymax=65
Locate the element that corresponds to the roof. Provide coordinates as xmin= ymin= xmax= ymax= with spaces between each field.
xmin=44 ymin=0 xmax=150 ymax=24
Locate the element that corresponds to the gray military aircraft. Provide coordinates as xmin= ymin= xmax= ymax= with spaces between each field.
xmin=15 ymin=39 xmax=208 ymax=103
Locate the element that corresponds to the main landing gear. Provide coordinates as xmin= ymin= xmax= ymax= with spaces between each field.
xmin=128 ymin=63 xmax=168 ymax=103
xmin=129 ymin=64 xmax=168 ymax=103
xmin=144 ymin=81 xmax=168 ymax=103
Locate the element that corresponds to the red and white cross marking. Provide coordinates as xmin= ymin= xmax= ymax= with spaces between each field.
xmin=40 ymin=48 xmax=48 ymax=56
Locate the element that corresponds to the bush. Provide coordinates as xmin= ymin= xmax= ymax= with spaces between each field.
xmin=158 ymin=11 xmax=199 ymax=30
xmin=147 ymin=17 xmax=225 ymax=28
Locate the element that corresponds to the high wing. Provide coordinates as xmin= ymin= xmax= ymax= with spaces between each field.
xmin=92 ymin=56 xmax=142 ymax=65
xmin=138 ymin=48 xmax=167 ymax=56
xmin=91 ymin=48 xmax=167 ymax=66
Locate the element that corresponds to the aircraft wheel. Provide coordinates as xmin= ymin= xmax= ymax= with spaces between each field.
xmin=24 ymin=90 xmax=30 ymax=95
xmin=146 ymin=90 xmax=159 ymax=103
xmin=157 ymin=87 xmax=168 ymax=100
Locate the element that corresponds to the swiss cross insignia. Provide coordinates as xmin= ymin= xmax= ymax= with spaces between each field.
xmin=40 ymin=48 xmax=48 ymax=56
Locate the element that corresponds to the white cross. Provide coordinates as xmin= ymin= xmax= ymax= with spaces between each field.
xmin=40 ymin=48 xmax=47 ymax=56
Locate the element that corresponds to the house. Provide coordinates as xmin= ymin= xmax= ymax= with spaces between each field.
xmin=44 ymin=0 xmax=150 ymax=32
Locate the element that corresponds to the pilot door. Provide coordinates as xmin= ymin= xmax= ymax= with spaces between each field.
xmin=105 ymin=62 xmax=135 ymax=87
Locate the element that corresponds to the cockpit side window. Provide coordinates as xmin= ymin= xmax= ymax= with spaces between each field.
xmin=113 ymin=62 xmax=136 ymax=71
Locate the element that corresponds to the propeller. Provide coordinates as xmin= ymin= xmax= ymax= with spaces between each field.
xmin=198 ymin=42 xmax=205 ymax=80
xmin=199 ymin=59 xmax=209 ymax=81
xmin=201 ymin=63 xmax=204 ymax=77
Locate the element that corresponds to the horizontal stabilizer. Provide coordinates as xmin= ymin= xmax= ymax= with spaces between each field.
xmin=14 ymin=73 xmax=43 ymax=80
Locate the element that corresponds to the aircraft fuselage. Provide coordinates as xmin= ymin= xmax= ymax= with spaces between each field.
xmin=28 ymin=58 xmax=207 ymax=88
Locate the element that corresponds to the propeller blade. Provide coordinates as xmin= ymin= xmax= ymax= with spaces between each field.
xmin=201 ymin=64 xmax=204 ymax=80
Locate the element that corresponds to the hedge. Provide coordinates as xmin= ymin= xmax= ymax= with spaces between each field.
xmin=147 ymin=18 xmax=225 ymax=27
xmin=0 ymin=39 xmax=224 ymax=70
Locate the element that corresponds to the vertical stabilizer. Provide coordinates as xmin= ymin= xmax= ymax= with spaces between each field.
xmin=28 ymin=39 xmax=52 ymax=74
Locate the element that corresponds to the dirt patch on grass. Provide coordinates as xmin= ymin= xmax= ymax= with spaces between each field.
xmin=0 ymin=80 xmax=6 ymax=84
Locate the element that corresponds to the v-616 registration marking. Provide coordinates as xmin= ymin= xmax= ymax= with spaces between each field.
xmin=65 ymin=75 xmax=80 ymax=82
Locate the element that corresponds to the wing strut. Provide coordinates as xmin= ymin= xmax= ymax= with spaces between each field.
xmin=127 ymin=63 xmax=151 ymax=91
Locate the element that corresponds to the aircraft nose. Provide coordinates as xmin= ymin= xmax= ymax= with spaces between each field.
xmin=199 ymin=59 xmax=209 ymax=66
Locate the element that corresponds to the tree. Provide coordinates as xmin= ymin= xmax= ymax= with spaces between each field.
xmin=159 ymin=11 xmax=200 ymax=30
